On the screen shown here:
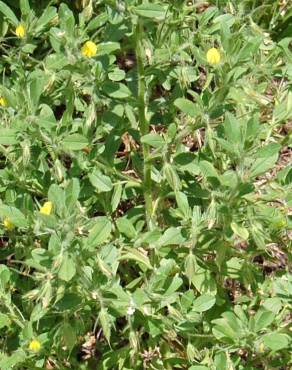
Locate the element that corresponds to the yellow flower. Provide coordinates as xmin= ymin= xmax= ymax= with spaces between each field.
xmin=0 ymin=96 xmax=7 ymax=107
xmin=15 ymin=24 xmax=26 ymax=38
xmin=29 ymin=339 xmax=41 ymax=352
xmin=40 ymin=201 xmax=53 ymax=215
xmin=206 ymin=47 xmax=221 ymax=65
xmin=3 ymin=218 xmax=14 ymax=230
xmin=81 ymin=40 xmax=97 ymax=58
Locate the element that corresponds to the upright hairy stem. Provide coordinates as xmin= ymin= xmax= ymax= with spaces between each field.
xmin=135 ymin=20 xmax=154 ymax=230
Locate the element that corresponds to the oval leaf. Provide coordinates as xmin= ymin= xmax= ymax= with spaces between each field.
xmin=192 ymin=294 xmax=216 ymax=312
xmin=62 ymin=134 xmax=88 ymax=151
xmin=87 ymin=217 xmax=112 ymax=247
xmin=103 ymin=82 xmax=131 ymax=99
xmin=134 ymin=4 xmax=167 ymax=19
xmin=174 ymin=98 xmax=198 ymax=118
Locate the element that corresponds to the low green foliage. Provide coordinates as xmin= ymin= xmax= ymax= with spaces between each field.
xmin=0 ymin=0 xmax=291 ymax=369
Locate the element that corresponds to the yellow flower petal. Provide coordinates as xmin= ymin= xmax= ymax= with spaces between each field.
xmin=206 ymin=47 xmax=221 ymax=65
xmin=40 ymin=201 xmax=53 ymax=215
xmin=81 ymin=40 xmax=97 ymax=58
xmin=15 ymin=24 xmax=26 ymax=38
xmin=29 ymin=339 xmax=41 ymax=352
xmin=0 ymin=96 xmax=7 ymax=107
xmin=3 ymin=218 xmax=14 ymax=230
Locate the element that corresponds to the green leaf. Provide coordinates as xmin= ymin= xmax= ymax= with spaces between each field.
xmin=199 ymin=160 xmax=219 ymax=179
xmin=212 ymin=318 xmax=238 ymax=343
xmin=163 ymin=163 xmax=182 ymax=191
xmin=212 ymin=14 xmax=235 ymax=32
xmin=190 ymin=263 xmax=217 ymax=295
xmin=0 ymin=313 xmax=11 ymax=329
xmin=35 ymin=6 xmax=57 ymax=33
xmin=0 ymin=1 xmax=18 ymax=25
xmin=200 ymin=6 xmax=219 ymax=27
xmin=254 ymin=310 xmax=275 ymax=332
xmin=164 ymin=275 xmax=183 ymax=296
xmin=108 ymin=68 xmax=126 ymax=82
xmin=175 ymin=191 xmax=190 ymax=218
xmin=89 ymin=170 xmax=113 ymax=192
xmin=55 ymin=292 xmax=80 ymax=311
xmin=59 ymin=3 xmax=75 ymax=34
xmin=141 ymin=133 xmax=165 ymax=148
xmin=48 ymin=184 xmax=65 ymax=211
xmin=0 ymin=129 xmax=18 ymax=145
xmin=29 ymin=70 xmax=47 ymax=108
xmin=226 ymin=257 xmax=243 ymax=278
xmin=146 ymin=318 xmax=163 ymax=337
xmin=192 ymin=294 xmax=216 ymax=312
xmin=0 ymin=265 xmax=11 ymax=289
xmin=65 ymin=178 xmax=80 ymax=209
xmin=262 ymin=298 xmax=282 ymax=314
xmin=62 ymin=134 xmax=88 ymax=151
xmin=20 ymin=0 xmax=30 ymax=15
xmin=87 ymin=13 xmax=108 ymax=31
xmin=87 ymin=217 xmax=112 ymax=247
xmin=61 ymin=323 xmax=76 ymax=352
xmin=158 ymin=227 xmax=185 ymax=246
xmin=134 ymin=4 xmax=167 ymax=19
xmin=237 ymin=36 xmax=262 ymax=62
xmin=250 ymin=143 xmax=280 ymax=177
xmin=263 ymin=333 xmax=290 ymax=351
xmin=0 ymin=350 xmax=26 ymax=370
xmin=0 ymin=205 xmax=27 ymax=227
xmin=99 ymin=308 xmax=111 ymax=343
xmin=246 ymin=114 xmax=259 ymax=140
xmin=45 ymin=53 xmax=68 ymax=70
xmin=174 ymin=98 xmax=198 ymax=118
xmin=116 ymin=217 xmax=136 ymax=239
xmin=120 ymin=247 xmax=153 ymax=270
xmin=111 ymin=183 xmax=122 ymax=212
xmin=223 ymin=112 xmax=241 ymax=144
xmin=21 ymin=43 xmax=37 ymax=54
xmin=38 ymin=104 xmax=57 ymax=130
xmin=214 ymin=352 xmax=228 ymax=370
xmin=230 ymin=222 xmax=249 ymax=240
xmin=98 ymin=42 xmax=120 ymax=55
xmin=58 ymin=254 xmax=76 ymax=282
xmin=49 ymin=27 xmax=63 ymax=52
xmin=30 ymin=304 xmax=48 ymax=322
xmin=103 ymin=82 xmax=131 ymax=99
xmin=185 ymin=253 xmax=196 ymax=286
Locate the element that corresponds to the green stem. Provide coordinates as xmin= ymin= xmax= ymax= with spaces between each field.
xmin=135 ymin=20 xmax=154 ymax=230
xmin=1 ymin=293 xmax=24 ymax=329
